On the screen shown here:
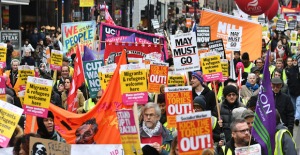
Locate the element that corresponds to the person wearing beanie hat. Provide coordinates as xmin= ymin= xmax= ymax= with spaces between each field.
xmin=213 ymin=85 xmax=245 ymax=142
xmin=233 ymin=51 xmax=242 ymax=73
xmin=241 ymin=52 xmax=254 ymax=74
xmin=36 ymin=111 xmax=66 ymax=143
xmin=191 ymin=71 xmax=216 ymax=113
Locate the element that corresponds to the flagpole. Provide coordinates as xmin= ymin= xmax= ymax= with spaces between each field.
xmin=239 ymin=68 xmax=241 ymax=102
xmin=246 ymin=134 xmax=252 ymax=155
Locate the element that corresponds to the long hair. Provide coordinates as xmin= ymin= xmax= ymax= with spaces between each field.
xmin=169 ymin=136 xmax=178 ymax=155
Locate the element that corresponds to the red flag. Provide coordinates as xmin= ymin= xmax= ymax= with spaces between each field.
xmin=297 ymin=3 xmax=299 ymax=9
xmin=237 ymin=69 xmax=242 ymax=89
xmin=67 ymin=43 xmax=85 ymax=113
xmin=288 ymin=1 xmax=292 ymax=8
xmin=105 ymin=3 xmax=115 ymax=25
xmin=218 ymin=8 xmax=221 ymax=12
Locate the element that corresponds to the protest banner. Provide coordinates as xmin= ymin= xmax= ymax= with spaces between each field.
xmin=221 ymin=59 xmax=229 ymax=82
xmin=62 ymin=21 xmax=96 ymax=57
xmin=235 ymin=144 xmax=261 ymax=155
xmin=18 ymin=65 xmax=35 ymax=91
xmin=291 ymin=31 xmax=297 ymax=43
xmin=200 ymin=9 xmax=262 ymax=61
xmin=200 ymin=52 xmax=223 ymax=82
xmin=98 ymin=63 xmax=117 ymax=91
xmin=29 ymin=137 xmax=71 ymax=155
xmin=23 ymin=76 xmax=53 ymax=118
xmin=0 ymin=43 xmax=7 ymax=68
xmin=0 ymin=76 xmax=6 ymax=101
xmin=207 ymin=39 xmax=226 ymax=58
xmin=176 ymin=111 xmax=213 ymax=155
xmin=148 ymin=62 xmax=169 ymax=93
xmin=276 ymin=20 xmax=286 ymax=32
xmin=186 ymin=18 xmax=192 ymax=27
xmin=83 ymin=60 xmax=104 ymax=98
xmin=165 ymin=86 xmax=193 ymax=128
xmin=42 ymin=47 xmax=48 ymax=64
xmin=258 ymin=18 xmax=265 ymax=24
xmin=120 ymin=63 xmax=148 ymax=105
xmin=167 ymin=71 xmax=185 ymax=86
xmin=288 ymin=21 xmax=297 ymax=30
xmin=116 ymin=109 xmax=142 ymax=155
xmin=0 ymin=100 xmax=23 ymax=148
xmin=50 ymin=50 xmax=63 ymax=70
xmin=170 ymin=32 xmax=200 ymax=72
xmin=196 ymin=26 xmax=211 ymax=48
xmin=226 ymin=29 xmax=242 ymax=51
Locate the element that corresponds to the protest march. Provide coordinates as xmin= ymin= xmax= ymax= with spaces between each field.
xmin=1 ymin=0 xmax=300 ymax=155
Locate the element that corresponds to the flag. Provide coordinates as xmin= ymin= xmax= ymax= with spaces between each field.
xmin=67 ymin=42 xmax=85 ymax=113
xmin=288 ymin=1 xmax=292 ymax=8
xmin=218 ymin=8 xmax=221 ymax=12
xmin=237 ymin=68 xmax=241 ymax=89
xmin=251 ymin=50 xmax=276 ymax=155
xmin=191 ymin=22 xmax=196 ymax=33
xmin=297 ymin=3 xmax=299 ymax=9
xmin=105 ymin=3 xmax=115 ymax=25
xmin=230 ymin=52 xmax=236 ymax=80
xmin=58 ymin=40 xmax=63 ymax=51
xmin=83 ymin=46 xmax=98 ymax=61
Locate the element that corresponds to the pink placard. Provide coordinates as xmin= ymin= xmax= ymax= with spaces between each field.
xmin=50 ymin=64 xmax=62 ymax=70
xmin=122 ymin=92 xmax=148 ymax=105
xmin=20 ymin=85 xmax=26 ymax=92
xmin=116 ymin=109 xmax=137 ymax=135
xmin=0 ymin=62 xmax=5 ymax=69
xmin=0 ymin=134 xmax=10 ymax=148
xmin=23 ymin=105 xmax=49 ymax=118
xmin=0 ymin=76 xmax=6 ymax=95
xmin=203 ymin=72 xmax=223 ymax=82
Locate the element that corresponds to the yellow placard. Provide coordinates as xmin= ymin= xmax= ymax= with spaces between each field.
xmin=79 ymin=0 xmax=94 ymax=7
xmin=99 ymin=72 xmax=113 ymax=91
xmin=221 ymin=63 xmax=228 ymax=77
xmin=0 ymin=47 xmax=7 ymax=62
xmin=201 ymin=55 xmax=222 ymax=75
xmin=288 ymin=16 xmax=294 ymax=22
xmin=50 ymin=52 xmax=63 ymax=68
xmin=167 ymin=75 xmax=185 ymax=86
xmin=273 ymin=17 xmax=278 ymax=23
xmin=24 ymin=83 xmax=52 ymax=109
xmin=120 ymin=69 xmax=147 ymax=94
xmin=291 ymin=31 xmax=297 ymax=43
xmin=18 ymin=70 xmax=35 ymax=86
xmin=262 ymin=25 xmax=268 ymax=32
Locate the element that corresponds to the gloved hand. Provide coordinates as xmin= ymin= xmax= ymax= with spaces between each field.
xmin=288 ymin=127 xmax=293 ymax=136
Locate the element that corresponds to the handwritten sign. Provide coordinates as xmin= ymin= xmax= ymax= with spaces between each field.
xmin=50 ymin=50 xmax=63 ymax=70
xmin=165 ymin=86 xmax=193 ymax=128
xmin=148 ymin=62 xmax=169 ymax=93
xmin=200 ymin=52 xmax=222 ymax=82
xmin=167 ymin=71 xmax=185 ymax=86
xmin=0 ymin=43 xmax=7 ymax=68
xmin=221 ymin=59 xmax=229 ymax=82
xmin=18 ymin=65 xmax=35 ymax=91
xmin=226 ymin=29 xmax=242 ymax=51
xmin=176 ymin=111 xmax=213 ymax=155
xmin=116 ymin=109 xmax=142 ymax=155
xmin=120 ymin=64 xmax=148 ymax=105
xmin=98 ymin=63 xmax=117 ymax=92
xmin=0 ymin=100 xmax=23 ymax=148
xmin=83 ymin=60 xmax=104 ymax=98
xmin=23 ymin=76 xmax=53 ymax=118
xmin=30 ymin=137 xmax=71 ymax=155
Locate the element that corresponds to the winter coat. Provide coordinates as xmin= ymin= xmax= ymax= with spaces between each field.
xmin=192 ymin=85 xmax=216 ymax=113
xmin=51 ymin=90 xmax=62 ymax=108
xmin=287 ymin=65 xmax=300 ymax=96
xmin=21 ymin=56 xmax=35 ymax=66
xmin=5 ymin=70 xmax=20 ymax=97
xmin=35 ymin=44 xmax=44 ymax=60
xmin=275 ymin=47 xmax=287 ymax=61
xmin=22 ymin=43 xmax=35 ymax=57
xmin=7 ymin=45 xmax=13 ymax=57
xmin=275 ymin=123 xmax=297 ymax=155
xmin=240 ymin=85 xmax=259 ymax=101
xmin=61 ymin=89 xmax=85 ymax=113
xmin=213 ymin=99 xmax=245 ymax=142
xmin=31 ymin=33 xmax=40 ymax=45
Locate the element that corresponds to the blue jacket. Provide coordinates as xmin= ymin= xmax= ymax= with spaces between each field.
xmin=31 ymin=33 xmax=40 ymax=44
xmin=20 ymin=56 xmax=35 ymax=66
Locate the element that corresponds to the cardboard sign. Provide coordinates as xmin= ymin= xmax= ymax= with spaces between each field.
xmin=276 ymin=20 xmax=286 ymax=32
xmin=200 ymin=52 xmax=223 ymax=82
xmin=167 ymin=71 xmax=185 ymax=86
xmin=29 ymin=137 xmax=71 ymax=155
xmin=288 ymin=21 xmax=297 ymax=30
xmin=50 ymin=50 xmax=63 ymax=70
xmin=116 ymin=109 xmax=142 ymax=155
xmin=98 ymin=63 xmax=117 ymax=91
xmin=0 ymin=76 xmax=6 ymax=101
xmin=23 ymin=76 xmax=53 ymax=118
xmin=120 ymin=64 xmax=148 ymax=105
xmin=226 ymin=29 xmax=242 ymax=51
xmin=18 ymin=65 xmax=35 ymax=91
xmin=197 ymin=26 xmax=211 ymax=48
xmin=207 ymin=39 xmax=226 ymax=59
xmin=186 ymin=18 xmax=192 ymax=28
xmin=148 ymin=62 xmax=169 ymax=93
xmin=235 ymin=144 xmax=261 ymax=155
xmin=291 ymin=31 xmax=298 ymax=43
xmin=176 ymin=111 xmax=213 ymax=155
xmin=165 ymin=86 xmax=193 ymax=128
xmin=0 ymin=100 xmax=23 ymax=148
xmin=0 ymin=43 xmax=7 ymax=68
xmin=171 ymin=32 xmax=200 ymax=72
xmin=221 ymin=59 xmax=229 ymax=82
xmin=83 ymin=60 xmax=104 ymax=98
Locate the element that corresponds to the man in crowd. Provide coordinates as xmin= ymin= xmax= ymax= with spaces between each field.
xmin=241 ymin=52 xmax=254 ymax=73
xmin=5 ymin=59 xmax=20 ymax=97
xmin=21 ymin=50 xmax=35 ymax=66
xmin=241 ymin=110 xmax=254 ymax=131
xmin=251 ymin=66 xmax=261 ymax=86
xmin=53 ymin=65 xmax=71 ymax=92
xmin=6 ymin=40 xmax=14 ymax=70
xmin=255 ymin=58 xmax=264 ymax=76
xmin=35 ymin=39 xmax=45 ymax=67
xmin=30 ymin=28 xmax=40 ymax=49
xmin=62 ymin=57 xmax=74 ymax=76
xmin=140 ymin=102 xmax=173 ymax=155
xmin=83 ymin=90 xmax=102 ymax=113
xmin=191 ymin=71 xmax=216 ymax=112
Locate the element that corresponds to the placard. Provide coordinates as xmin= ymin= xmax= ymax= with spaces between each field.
xmin=0 ymin=100 xmax=23 ymax=148
xmin=221 ymin=59 xmax=229 ymax=82
xmin=23 ymin=76 xmax=53 ymax=118
xmin=297 ymin=15 xmax=300 ymax=21
xmin=151 ymin=19 xmax=160 ymax=29
xmin=83 ymin=60 xmax=104 ymax=98
xmin=276 ymin=20 xmax=286 ymax=32
xmin=148 ymin=62 xmax=169 ymax=93
xmin=186 ymin=18 xmax=192 ymax=28
xmin=18 ymin=65 xmax=35 ymax=92
xmin=167 ymin=71 xmax=185 ymax=86
xmin=165 ymin=86 xmax=193 ymax=128
xmin=0 ymin=76 xmax=6 ymax=101
xmin=119 ymin=64 xmax=148 ymax=105
xmin=0 ymin=30 xmax=21 ymax=60
xmin=235 ymin=144 xmax=261 ymax=155
xmin=0 ymin=43 xmax=7 ymax=68
xmin=50 ymin=50 xmax=63 ymax=70
xmin=258 ymin=18 xmax=265 ymax=24
xmin=98 ymin=63 xmax=117 ymax=91
xmin=226 ymin=29 xmax=242 ymax=51
xmin=291 ymin=31 xmax=297 ymax=43
xmin=29 ymin=137 xmax=71 ymax=155
xmin=116 ymin=109 xmax=142 ymax=155
xmin=207 ymin=39 xmax=225 ymax=59
xmin=170 ymin=32 xmax=200 ymax=72
xmin=288 ymin=21 xmax=297 ymax=30
xmin=196 ymin=26 xmax=211 ymax=48
xmin=200 ymin=52 xmax=222 ymax=82
xmin=80 ymin=0 xmax=94 ymax=7
xmin=176 ymin=111 xmax=213 ymax=155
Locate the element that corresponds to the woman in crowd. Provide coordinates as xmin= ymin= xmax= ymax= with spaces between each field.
xmin=236 ymin=62 xmax=248 ymax=85
xmin=275 ymin=41 xmax=287 ymax=61
xmin=240 ymin=73 xmax=259 ymax=102
xmin=13 ymin=133 xmax=38 ymax=155
xmin=169 ymin=136 xmax=178 ymax=155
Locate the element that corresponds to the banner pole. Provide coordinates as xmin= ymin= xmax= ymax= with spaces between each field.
xmin=246 ymin=134 xmax=252 ymax=155
xmin=186 ymin=72 xmax=190 ymax=86
xmin=31 ymin=116 xmax=36 ymax=133
xmin=164 ymin=30 xmax=173 ymax=52
xmin=213 ymin=80 xmax=221 ymax=120
xmin=154 ymin=93 xmax=158 ymax=104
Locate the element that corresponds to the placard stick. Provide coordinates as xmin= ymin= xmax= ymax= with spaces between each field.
xmin=154 ymin=94 xmax=158 ymax=104
xmin=176 ymin=83 xmax=178 ymax=87
xmin=164 ymin=30 xmax=173 ymax=52
xmin=133 ymin=102 xmax=141 ymax=141
xmin=213 ymin=80 xmax=221 ymax=120
xmin=31 ymin=116 xmax=36 ymax=133
xmin=246 ymin=134 xmax=252 ymax=155
xmin=186 ymin=72 xmax=190 ymax=86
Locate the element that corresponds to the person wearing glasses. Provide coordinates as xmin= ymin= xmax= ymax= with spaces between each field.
xmin=213 ymin=85 xmax=245 ymax=143
xmin=287 ymin=55 xmax=300 ymax=126
xmin=82 ymin=89 xmax=103 ymax=113
xmin=140 ymin=102 xmax=173 ymax=155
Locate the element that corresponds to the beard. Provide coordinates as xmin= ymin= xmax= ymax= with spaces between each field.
xmin=235 ymin=136 xmax=249 ymax=146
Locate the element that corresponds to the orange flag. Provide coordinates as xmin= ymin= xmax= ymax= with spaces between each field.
xmin=297 ymin=3 xmax=299 ymax=9
xmin=25 ymin=50 xmax=130 ymax=144
xmin=288 ymin=2 xmax=292 ymax=8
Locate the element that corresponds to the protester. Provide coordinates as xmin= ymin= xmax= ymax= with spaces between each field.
xmin=275 ymin=41 xmax=287 ymax=61
xmin=207 ymin=80 xmax=223 ymax=102
xmin=236 ymin=62 xmax=248 ymax=85
xmin=39 ymin=63 xmax=51 ymax=79
xmin=6 ymin=40 xmax=14 ymax=70
xmin=13 ymin=133 xmax=38 ymax=155
xmin=20 ymin=50 xmax=35 ymax=66
xmin=273 ymin=58 xmax=286 ymax=81
xmin=7 ymin=125 xmax=23 ymax=147
xmin=250 ymin=66 xmax=261 ymax=85
xmin=5 ymin=59 xmax=20 ymax=97
xmin=273 ymin=69 xmax=288 ymax=94
xmin=254 ymin=58 xmax=264 ymax=75
xmin=22 ymin=39 xmax=35 ymax=58
xmin=169 ymin=136 xmax=178 ymax=155
xmin=53 ymin=65 xmax=71 ymax=92
xmin=241 ymin=52 xmax=254 ymax=73
xmin=246 ymin=95 xmax=257 ymax=112
xmin=160 ymin=84 xmax=166 ymax=94
xmin=35 ymin=39 xmax=45 ymax=67
xmin=62 ymin=57 xmax=74 ymax=76
xmin=233 ymin=51 xmax=242 ymax=71
xmin=83 ymin=89 xmax=102 ymax=113
xmin=286 ymin=56 xmax=293 ymax=69
xmin=240 ymin=73 xmax=259 ymax=102
xmin=30 ymin=28 xmax=40 ymax=49
xmin=270 ymin=32 xmax=278 ymax=52
xmin=241 ymin=110 xmax=254 ymax=131
xmin=165 ymin=49 xmax=174 ymax=67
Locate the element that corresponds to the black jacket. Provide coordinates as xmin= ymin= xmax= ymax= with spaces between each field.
xmin=192 ymin=85 xmax=216 ymax=113
xmin=287 ymin=65 xmax=300 ymax=96
xmin=21 ymin=56 xmax=35 ymax=66
xmin=273 ymin=91 xmax=294 ymax=132
xmin=213 ymin=99 xmax=245 ymax=142
xmin=275 ymin=123 xmax=298 ymax=155
xmin=7 ymin=45 xmax=13 ymax=57
xmin=51 ymin=90 xmax=62 ymax=108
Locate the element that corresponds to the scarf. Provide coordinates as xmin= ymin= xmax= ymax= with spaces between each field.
xmin=246 ymin=82 xmax=259 ymax=92
xmin=142 ymin=121 xmax=161 ymax=138
xmin=276 ymin=46 xmax=285 ymax=58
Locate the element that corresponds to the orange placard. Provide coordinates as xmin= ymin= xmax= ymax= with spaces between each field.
xmin=186 ymin=18 xmax=192 ymax=28
xmin=200 ymin=9 xmax=262 ymax=61
xmin=148 ymin=62 xmax=168 ymax=93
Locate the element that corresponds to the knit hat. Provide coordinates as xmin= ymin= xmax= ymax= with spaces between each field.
xmin=241 ymin=52 xmax=249 ymax=60
xmin=192 ymin=71 xmax=204 ymax=84
xmin=142 ymin=145 xmax=160 ymax=155
xmin=292 ymin=55 xmax=297 ymax=60
xmin=193 ymin=95 xmax=206 ymax=110
xmin=234 ymin=51 xmax=240 ymax=55
xmin=223 ymin=85 xmax=237 ymax=97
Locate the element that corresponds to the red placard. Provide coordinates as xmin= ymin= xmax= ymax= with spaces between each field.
xmin=148 ymin=62 xmax=169 ymax=93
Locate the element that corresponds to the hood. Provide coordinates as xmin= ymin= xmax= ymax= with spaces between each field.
xmin=201 ymin=85 xmax=211 ymax=95
xmin=276 ymin=123 xmax=288 ymax=131
xmin=37 ymin=111 xmax=55 ymax=139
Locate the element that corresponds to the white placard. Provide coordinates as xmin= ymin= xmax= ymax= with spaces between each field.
xmin=226 ymin=29 xmax=242 ymax=51
xmin=235 ymin=144 xmax=261 ymax=155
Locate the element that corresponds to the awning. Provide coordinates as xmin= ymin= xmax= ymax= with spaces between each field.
xmin=182 ymin=7 xmax=202 ymax=14
xmin=2 ymin=0 xmax=29 ymax=5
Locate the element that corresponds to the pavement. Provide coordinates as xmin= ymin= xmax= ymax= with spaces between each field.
xmin=293 ymin=125 xmax=300 ymax=154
